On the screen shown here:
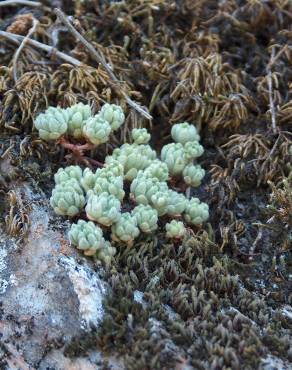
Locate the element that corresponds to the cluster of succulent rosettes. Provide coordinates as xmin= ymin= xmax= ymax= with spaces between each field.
xmin=69 ymin=220 xmax=116 ymax=265
xmin=50 ymin=122 xmax=209 ymax=264
xmin=34 ymin=102 xmax=125 ymax=144
xmin=161 ymin=122 xmax=204 ymax=186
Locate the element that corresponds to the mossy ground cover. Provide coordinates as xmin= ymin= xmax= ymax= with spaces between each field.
xmin=0 ymin=1 xmax=291 ymax=369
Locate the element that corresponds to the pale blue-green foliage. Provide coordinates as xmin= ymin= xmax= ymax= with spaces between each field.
xmin=184 ymin=197 xmax=209 ymax=225
xmin=103 ymin=160 xmax=124 ymax=178
xmin=161 ymin=142 xmax=187 ymax=176
xmin=165 ymin=220 xmax=186 ymax=239
xmin=167 ymin=190 xmax=187 ymax=216
xmin=99 ymin=103 xmax=125 ymax=131
xmin=81 ymin=168 xmax=98 ymax=193
xmin=183 ymin=141 xmax=204 ymax=161
xmin=83 ymin=114 xmax=111 ymax=145
xmin=96 ymin=241 xmax=116 ymax=266
xmin=132 ymin=128 xmax=151 ymax=144
xmin=54 ymin=165 xmax=83 ymax=185
xmin=111 ymin=212 xmax=140 ymax=244
xmin=130 ymin=175 xmax=168 ymax=206
xmin=150 ymin=191 xmax=169 ymax=216
xmin=85 ymin=192 xmax=121 ymax=226
xmin=107 ymin=143 xmax=156 ymax=181
xmin=131 ymin=204 xmax=158 ymax=233
xmin=69 ymin=220 xmax=105 ymax=256
xmin=50 ymin=179 xmax=85 ymax=216
xmin=171 ymin=122 xmax=200 ymax=144
xmin=142 ymin=160 xmax=169 ymax=182
xmin=34 ymin=107 xmax=69 ymax=141
xmin=90 ymin=175 xmax=125 ymax=201
xmin=183 ymin=164 xmax=205 ymax=187
xmin=66 ymin=103 xmax=91 ymax=139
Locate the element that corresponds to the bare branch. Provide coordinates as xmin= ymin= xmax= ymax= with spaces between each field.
xmin=12 ymin=17 xmax=39 ymax=82
xmin=267 ymin=47 xmax=277 ymax=134
xmin=54 ymin=8 xmax=152 ymax=120
xmin=0 ymin=30 xmax=81 ymax=66
xmin=0 ymin=0 xmax=41 ymax=7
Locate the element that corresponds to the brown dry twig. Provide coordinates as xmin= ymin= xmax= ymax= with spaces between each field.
xmin=12 ymin=17 xmax=39 ymax=82
xmin=0 ymin=0 xmax=40 ymax=6
xmin=0 ymin=30 xmax=82 ymax=66
xmin=267 ymin=47 xmax=277 ymax=133
xmin=54 ymin=8 xmax=152 ymax=121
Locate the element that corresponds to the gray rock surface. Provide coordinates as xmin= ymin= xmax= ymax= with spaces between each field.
xmin=0 ymin=182 xmax=121 ymax=369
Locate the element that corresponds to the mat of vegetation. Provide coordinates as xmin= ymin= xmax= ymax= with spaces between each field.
xmin=0 ymin=1 xmax=291 ymax=369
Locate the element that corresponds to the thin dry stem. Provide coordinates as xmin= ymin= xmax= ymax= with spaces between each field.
xmin=0 ymin=0 xmax=41 ymax=6
xmin=54 ymin=8 xmax=152 ymax=121
xmin=0 ymin=30 xmax=81 ymax=66
xmin=267 ymin=47 xmax=277 ymax=134
xmin=12 ymin=17 xmax=39 ymax=82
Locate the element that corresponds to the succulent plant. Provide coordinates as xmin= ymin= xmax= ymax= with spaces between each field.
xmin=165 ymin=220 xmax=186 ymax=239
xmin=54 ymin=165 xmax=83 ymax=185
xmin=171 ymin=122 xmax=200 ymax=144
xmin=96 ymin=241 xmax=116 ymax=266
xmin=66 ymin=103 xmax=92 ymax=139
xmin=99 ymin=103 xmax=125 ymax=131
xmin=183 ymin=141 xmax=204 ymax=161
xmin=83 ymin=114 xmax=111 ymax=145
xmin=130 ymin=175 xmax=168 ymax=206
xmin=161 ymin=142 xmax=187 ymax=176
xmin=150 ymin=191 xmax=169 ymax=216
xmin=107 ymin=143 xmax=156 ymax=181
xmin=91 ymin=175 xmax=125 ymax=201
xmin=103 ymin=160 xmax=124 ymax=178
xmin=132 ymin=128 xmax=151 ymax=144
xmin=81 ymin=168 xmax=98 ymax=193
xmin=143 ymin=160 xmax=169 ymax=181
xmin=85 ymin=192 xmax=121 ymax=226
xmin=131 ymin=204 xmax=158 ymax=233
xmin=167 ymin=190 xmax=187 ymax=216
xmin=50 ymin=179 xmax=85 ymax=216
xmin=111 ymin=212 xmax=140 ymax=245
xmin=184 ymin=197 xmax=209 ymax=225
xmin=183 ymin=164 xmax=205 ymax=187
xmin=68 ymin=220 xmax=105 ymax=256
xmin=34 ymin=107 xmax=69 ymax=141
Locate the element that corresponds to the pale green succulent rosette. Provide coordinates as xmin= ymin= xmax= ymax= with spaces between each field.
xmin=97 ymin=241 xmax=116 ymax=266
xmin=183 ymin=164 xmax=205 ymax=187
xmin=83 ymin=114 xmax=111 ymax=145
xmin=130 ymin=175 xmax=168 ymax=206
xmin=66 ymin=103 xmax=92 ymax=139
xmin=68 ymin=220 xmax=105 ymax=256
xmin=165 ymin=220 xmax=186 ymax=239
xmin=161 ymin=142 xmax=187 ymax=176
xmin=54 ymin=165 xmax=83 ymax=185
xmin=131 ymin=204 xmax=158 ymax=233
xmin=50 ymin=179 xmax=85 ymax=217
xmin=171 ymin=122 xmax=200 ymax=144
xmin=149 ymin=191 xmax=169 ymax=216
xmin=131 ymin=128 xmax=151 ymax=144
xmin=34 ymin=106 xmax=69 ymax=141
xmin=85 ymin=192 xmax=121 ymax=226
xmin=107 ymin=143 xmax=156 ymax=181
xmin=92 ymin=175 xmax=125 ymax=201
xmin=184 ymin=197 xmax=209 ymax=225
xmin=103 ymin=160 xmax=124 ymax=178
xmin=183 ymin=141 xmax=204 ymax=161
xmin=167 ymin=190 xmax=187 ymax=216
xmin=99 ymin=103 xmax=125 ymax=131
xmin=143 ymin=160 xmax=169 ymax=181
xmin=81 ymin=168 xmax=98 ymax=193
xmin=111 ymin=212 xmax=140 ymax=245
